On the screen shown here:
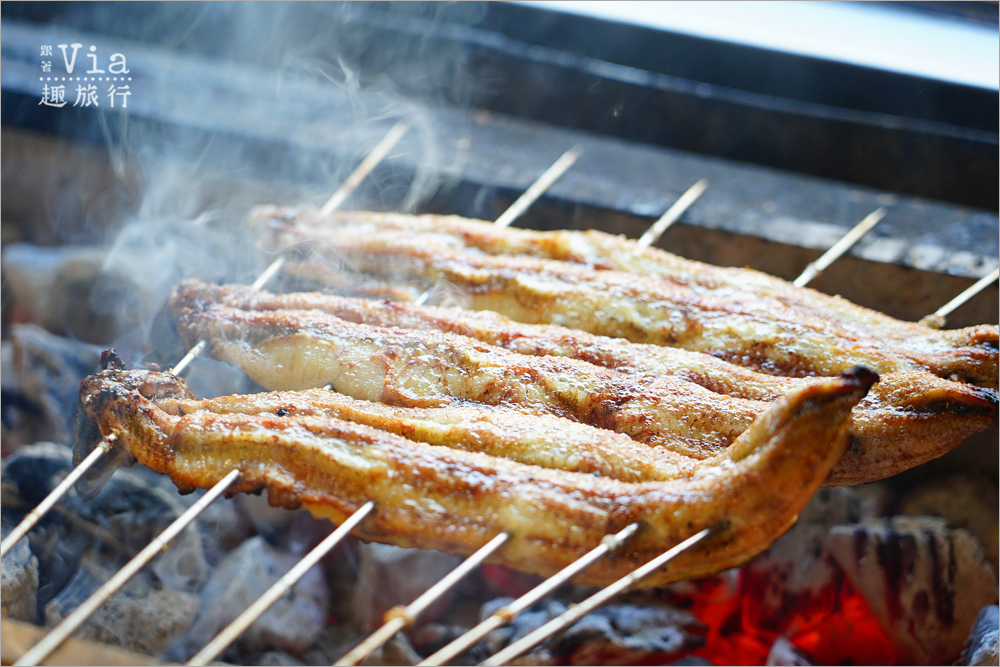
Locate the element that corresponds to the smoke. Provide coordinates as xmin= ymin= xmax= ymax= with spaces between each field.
xmin=34 ymin=2 xmax=489 ymax=366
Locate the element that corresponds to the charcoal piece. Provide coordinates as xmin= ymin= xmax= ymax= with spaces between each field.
xmin=901 ymin=474 xmax=999 ymax=572
xmin=963 ymin=605 xmax=999 ymax=666
xmin=828 ymin=516 xmax=1000 ymax=665
xmin=479 ymin=598 xmax=566 ymax=658
xmin=3 ymin=442 xmax=226 ymax=605
xmin=304 ymin=623 xmax=370 ymax=667
xmin=1 ymin=519 xmax=39 ymax=622
xmin=44 ymin=552 xmax=199 ymax=657
xmin=1 ymin=243 xmax=112 ymax=343
xmin=1 ymin=441 xmax=75 ymax=509
xmin=359 ymin=632 xmax=422 ymax=666
xmin=255 ymin=650 xmax=306 ymax=666
xmin=0 ymin=325 xmax=101 ymax=451
xmin=409 ymin=622 xmax=479 ymax=665
xmin=177 ymin=536 xmax=329 ymax=658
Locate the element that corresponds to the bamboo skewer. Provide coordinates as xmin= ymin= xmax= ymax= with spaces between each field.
xmin=3 ymin=120 xmax=412 ymax=665
xmin=420 ymin=522 xmax=641 ymax=667
xmin=14 ymin=470 xmax=242 ymax=667
xmin=172 ymin=120 xmax=410 ymax=376
xmin=337 ymin=532 xmax=510 ymax=666
xmin=187 ymin=502 xmax=377 ymax=666
xmin=335 ymin=146 xmax=587 ymax=662
xmin=174 ymin=123 xmax=410 ymax=663
xmin=0 ymin=438 xmax=114 ymax=559
xmin=792 ymin=207 xmax=886 ymax=287
xmin=481 ymin=528 xmax=713 ymax=666
xmin=920 ymin=266 xmax=999 ymax=328
xmin=637 ymin=178 xmax=709 ymax=248
xmin=494 ymin=145 xmax=582 ymax=229
xmin=321 ymin=120 xmax=412 ymax=216
xmin=5 ymin=108 xmax=990 ymax=667
xmin=414 ymin=145 xmax=584 ymax=306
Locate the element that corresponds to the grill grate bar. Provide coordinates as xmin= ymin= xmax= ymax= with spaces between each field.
xmin=481 ymin=527 xmax=714 ymax=666
xmin=13 ymin=470 xmax=242 ymax=667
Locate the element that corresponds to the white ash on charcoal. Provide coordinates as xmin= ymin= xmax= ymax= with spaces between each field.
xmin=962 ymin=605 xmax=999 ymax=666
xmin=2 ymin=443 xmax=223 ymax=593
xmin=828 ymin=516 xmax=999 ymax=665
xmin=900 ymin=474 xmax=999 ymax=572
xmin=1 ymin=442 xmax=249 ymax=643
xmin=172 ymin=536 xmax=330 ymax=662
xmin=1 ymin=518 xmax=39 ymax=623
xmin=0 ymin=324 xmax=101 ymax=453
xmin=44 ymin=551 xmax=200 ymax=656
xmin=352 ymin=543 xmax=463 ymax=630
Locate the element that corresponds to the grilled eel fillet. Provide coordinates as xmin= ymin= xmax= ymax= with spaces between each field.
xmin=171 ymin=301 xmax=764 ymax=459
xmin=257 ymin=211 xmax=998 ymax=389
xmin=255 ymin=206 xmax=997 ymax=353
xmin=75 ymin=357 xmax=875 ymax=587
xmin=168 ymin=281 xmax=1000 ymax=486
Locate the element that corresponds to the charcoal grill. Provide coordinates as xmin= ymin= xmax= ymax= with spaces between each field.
xmin=2 ymin=2 xmax=997 ymax=665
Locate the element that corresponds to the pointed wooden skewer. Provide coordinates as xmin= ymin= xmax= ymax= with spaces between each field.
xmin=336 ymin=532 xmax=510 ymax=666
xmin=494 ymin=145 xmax=583 ymax=229
xmin=187 ymin=502 xmax=377 ymax=666
xmin=792 ymin=207 xmax=886 ymax=288
xmin=468 ymin=206 xmax=889 ymax=665
xmin=321 ymin=120 xmax=412 ymax=216
xmin=919 ymin=266 xmax=999 ymax=329
xmin=481 ymin=528 xmax=713 ymax=666
xmin=637 ymin=178 xmax=709 ymax=248
xmin=0 ymin=438 xmax=114 ymax=559
xmin=14 ymin=470 xmax=242 ymax=667
xmin=414 ymin=145 xmax=583 ymax=306
xmin=419 ymin=523 xmax=641 ymax=666
xmin=418 ymin=207 xmax=899 ymax=667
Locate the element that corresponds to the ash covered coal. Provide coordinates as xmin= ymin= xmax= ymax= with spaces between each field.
xmin=0 ymin=441 xmax=346 ymax=663
xmin=1 ymin=519 xmax=39 ymax=623
xmin=1 ymin=325 xmax=101 ymax=453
